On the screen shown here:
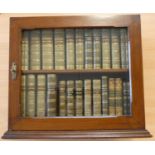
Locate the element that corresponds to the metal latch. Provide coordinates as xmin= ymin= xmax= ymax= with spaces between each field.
xmin=10 ymin=62 xmax=17 ymax=80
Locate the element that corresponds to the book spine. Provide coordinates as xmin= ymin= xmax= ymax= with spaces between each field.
xmin=54 ymin=29 xmax=65 ymax=70
xmin=111 ymin=29 xmax=121 ymax=69
xmin=109 ymin=78 xmax=115 ymax=116
xmin=101 ymin=76 xmax=109 ymax=116
xmin=84 ymin=29 xmax=93 ymax=69
xmin=120 ymin=29 xmax=126 ymax=69
xmin=59 ymin=80 xmax=66 ymax=116
xmin=102 ymin=29 xmax=111 ymax=69
xmin=47 ymin=74 xmax=57 ymax=116
xmin=84 ymin=79 xmax=92 ymax=116
xmin=125 ymin=29 xmax=129 ymax=69
xmin=66 ymin=29 xmax=75 ymax=69
xmin=21 ymin=75 xmax=26 ymax=117
xmin=75 ymin=80 xmax=83 ymax=116
xmin=42 ymin=30 xmax=53 ymax=69
xmin=76 ymin=29 xmax=84 ymax=69
xmin=115 ymin=78 xmax=123 ymax=116
xmin=93 ymin=29 xmax=101 ymax=69
xmin=22 ymin=31 xmax=29 ymax=70
xmin=27 ymin=75 xmax=35 ymax=117
xmin=30 ymin=30 xmax=40 ymax=70
xmin=67 ymin=80 xmax=74 ymax=116
xmin=123 ymin=81 xmax=130 ymax=115
xmin=37 ymin=75 xmax=46 ymax=117
xmin=93 ymin=79 xmax=101 ymax=116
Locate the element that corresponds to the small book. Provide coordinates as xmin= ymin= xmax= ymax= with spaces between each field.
xmin=93 ymin=29 xmax=101 ymax=69
xmin=59 ymin=80 xmax=66 ymax=116
xmin=75 ymin=80 xmax=83 ymax=116
xmin=84 ymin=29 xmax=93 ymax=69
xmin=66 ymin=29 xmax=75 ymax=69
xmin=37 ymin=75 xmax=46 ymax=117
xmin=21 ymin=75 xmax=26 ymax=117
xmin=123 ymin=81 xmax=130 ymax=115
xmin=27 ymin=75 xmax=35 ymax=117
xmin=101 ymin=29 xmax=111 ymax=69
xmin=111 ymin=29 xmax=121 ymax=69
xmin=47 ymin=74 xmax=57 ymax=116
xmin=42 ymin=30 xmax=54 ymax=69
xmin=66 ymin=80 xmax=74 ymax=116
xmin=109 ymin=78 xmax=115 ymax=116
xmin=115 ymin=78 xmax=123 ymax=116
xmin=75 ymin=29 xmax=84 ymax=69
xmin=93 ymin=79 xmax=101 ymax=116
xmin=101 ymin=76 xmax=109 ymax=116
xmin=84 ymin=79 xmax=92 ymax=116
xmin=54 ymin=29 xmax=65 ymax=70
xmin=30 ymin=30 xmax=40 ymax=70
xmin=120 ymin=29 xmax=129 ymax=69
xmin=22 ymin=31 xmax=29 ymax=70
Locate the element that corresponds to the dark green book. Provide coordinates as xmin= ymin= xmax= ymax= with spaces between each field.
xmin=84 ymin=29 xmax=93 ymax=69
xmin=93 ymin=29 xmax=101 ymax=69
xmin=75 ymin=80 xmax=83 ymax=116
xmin=109 ymin=78 xmax=115 ymax=116
xmin=111 ymin=29 xmax=121 ymax=69
xmin=123 ymin=81 xmax=130 ymax=115
xmin=101 ymin=76 xmax=108 ymax=116
xmin=121 ymin=29 xmax=129 ymax=69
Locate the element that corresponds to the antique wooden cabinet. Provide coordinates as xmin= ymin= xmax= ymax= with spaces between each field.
xmin=2 ymin=15 xmax=151 ymax=139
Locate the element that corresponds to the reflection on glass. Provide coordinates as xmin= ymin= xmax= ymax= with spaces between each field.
xmin=21 ymin=28 xmax=131 ymax=117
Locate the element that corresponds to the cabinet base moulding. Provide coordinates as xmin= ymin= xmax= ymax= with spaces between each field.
xmin=2 ymin=129 xmax=152 ymax=140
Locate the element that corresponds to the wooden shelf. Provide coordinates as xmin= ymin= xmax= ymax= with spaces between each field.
xmin=22 ymin=69 xmax=129 ymax=74
xmin=2 ymin=129 xmax=152 ymax=140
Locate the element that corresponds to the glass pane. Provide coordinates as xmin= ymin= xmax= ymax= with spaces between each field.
xmin=21 ymin=28 xmax=131 ymax=117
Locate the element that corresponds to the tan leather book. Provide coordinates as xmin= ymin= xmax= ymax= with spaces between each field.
xmin=42 ymin=30 xmax=54 ymax=69
xmin=59 ymin=80 xmax=66 ymax=116
xmin=115 ymin=78 xmax=123 ymax=116
xmin=93 ymin=79 xmax=101 ymax=116
xmin=84 ymin=79 xmax=92 ymax=116
xmin=75 ymin=80 xmax=83 ymax=116
xmin=37 ymin=75 xmax=46 ymax=117
xmin=102 ymin=29 xmax=111 ymax=69
xmin=55 ymin=29 xmax=65 ymax=70
xmin=76 ymin=29 xmax=84 ymax=69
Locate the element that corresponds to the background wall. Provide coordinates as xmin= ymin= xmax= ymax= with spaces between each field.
xmin=0 ymin=13 xmax=155 ymax=140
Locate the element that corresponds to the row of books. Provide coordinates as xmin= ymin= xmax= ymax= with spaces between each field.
xmin=21 ymin=74 xmax=131 ymax=117
xmin=22 ymin=28 xmax=129 ymax=70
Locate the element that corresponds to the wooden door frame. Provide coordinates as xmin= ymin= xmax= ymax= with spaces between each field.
xmin=3 ymin=15 xmax=151 ymax=139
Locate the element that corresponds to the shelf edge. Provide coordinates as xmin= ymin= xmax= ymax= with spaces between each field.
xmin=2 ymin=129 xmax=152 ymax=140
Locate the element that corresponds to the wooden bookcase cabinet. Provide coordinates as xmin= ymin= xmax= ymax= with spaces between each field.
xmin=2 ymin=15 xmax=151 ymax=139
